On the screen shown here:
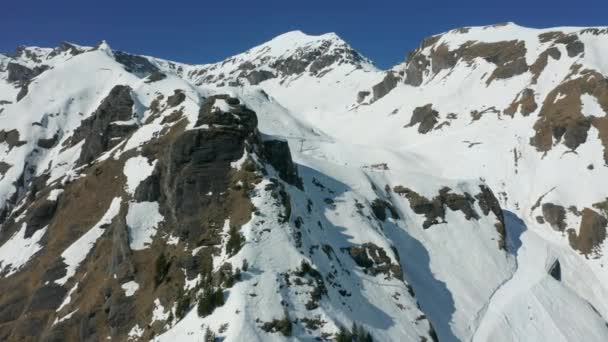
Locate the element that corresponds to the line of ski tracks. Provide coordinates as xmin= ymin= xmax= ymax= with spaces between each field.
xmin=468 ymin=254 xmax=520 ymax=342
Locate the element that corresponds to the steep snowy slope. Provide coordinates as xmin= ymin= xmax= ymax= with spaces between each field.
xmin=0 ymin=23 xmax=607 ymax=342
xmin=301 ymin=23 xmax=608 ymax=341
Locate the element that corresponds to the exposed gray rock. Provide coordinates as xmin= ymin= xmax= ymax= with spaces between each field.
xmin=133 ymin=170 xmax=161 ymax=202
xmin=556 ymin=34 xmax=585 ymax=57
xmin=246 ymin=70 xmax=275 ymax=85
xmin=0 ymin=129 xmax=26 ymax=150
xmin=7 ymin=62 xmax=49 ymax=85
xmin=16 ymin=84 xmax=29 ymax=102
xmin=47 ymin=42 xmax=84 ymax=58
xmin=166 ymin=89 xmax=185 ymax=108
xmin=404 ymin=53 xmax=430 ymax=86
xmin=195 ymin=95 xmax=257 ymax=130
xmin=542 ymin=203 xmax=567 ymax=231
xmin=549 ymin=259 xmax=561 ymax=281
xmin=0 ymin=294 xmax=27 ymax=323
xmin=568 ymin=208 xmax=607 ymax=256
xmin=371 ymin=199 xmax=399 ymax=221
xmin=406 ymin=104 xmax=439 ymax=133
xmin=145 ymin=71 xmax=167 ymax=83
xmin=71 ymin=85 xmax=137 ymax=165
xmin=37 ymin=133 xmax=59 ymax=149
xmin=356 ymin=90 xmax=370 ymax=103
xmin=372 ymin=72 xmax=400 ymax=101
xmin=0 ymin=162 xmax=11 ymax=176
xmin=24 ymin=200 xmax=56 ymax=238
xmin=262 ymin=140 xmax=303 ymax=189
xmin=27 ymin=285 xmax=66 ymax=311
xmin=346 ymin=243 xmax=403 ymax=279
xmin=164 ymin=127 xmax=248 ymax=240
xmin=113 ymin=51 xmax=159 ymax=77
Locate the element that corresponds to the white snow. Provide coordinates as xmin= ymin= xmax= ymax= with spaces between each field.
xmin=55 ymin=197 xmax=122 ymax=285
xmin=57 ymin=282 xmax=79 ymax=312
xmin=0 ymin=223 xmax=47 ymax=277
xmin=121 ymin=280 xmax=140 ymax=296
xmin=123 ymin=155 xmax=157 ymax=195
xmin=54 ymin=309 xmax=78 ymax=325
xmin=581 ymin=93 xmax=606 ymax=117
xmin=128 ymin=324 xmax=144 ymax=340
xmin=47 ymin=188 xmax=64 ymax=201
xmin=152 ymin=298 xmax=170 ymax=322
xmin=126 ymin=201 xmax=163 ymax=250
xmin=212 ymin=98 xmax=231 ymax=112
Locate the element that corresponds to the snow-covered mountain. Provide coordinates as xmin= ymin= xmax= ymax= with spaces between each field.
xmin=0 ymin=23 xmax=607 ymax=341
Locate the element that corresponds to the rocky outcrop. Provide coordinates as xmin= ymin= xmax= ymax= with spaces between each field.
xmin=47 ymin=42 xmax=84 ymax=58
xmin=555 ymin=34 xmax=585 ymax=57
xmin=406 ymin=104 xmax=439 ymax=133
xmin=195 ymin=95 xmax=257 ymax=130
xmin=0 ymin=93 xmax=286 ymax=341
xmin=530 ymin=69 xmax=608 ymax=159
xmin=371 ymin=72 xmax=400 ymax=102
xmin=166 ymin=89 xmax=186 ymax=108
xmin=113 ymin=51 xmax=159 ymax=77
xmin=163 ymin=127 xmax=250 ymax=240
xmin=393 ymin=186 xmax=478 ymax=228
xmin=0 ymin=129 xmax=26 ymax=150
xmin=542 ymin=203 xmax=567 ymax=232
xmin=262 ymin=140 xmax=302 ymax=189
xmin=404 ymin=36 xmax=528 ymax=86
xmin=504 ymin=88 xmax=538 ymax=116
xmin=145 ymin=71 xmax=167 ymax=83
xmin=271 ymin=40 xmax=365 ymax=78
xmin=549 ymin=259 xmax=561 ymax=281
xmin=568 ymin=208 xmax=607 ymax=257
xmin=346 ymin=243 xmax=403 ymax=279
xmin=37 ymin=134 xmax=59 ymax=149
xmin=246 ymin=70 xmax=275 ymax=85
xmin=7 ymin=62 xmax=49 ymax=85
xmin=394 ymin=185 xmax=506 ymax=249
xmin=530 ymin=47 xmax=561 ymax=83
xmin=370 ymin=198 xmax=399 ymax=221
xmin=71 ymin=85 xmax=137 ymax=165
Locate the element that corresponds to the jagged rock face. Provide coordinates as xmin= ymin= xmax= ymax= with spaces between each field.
xmin=113 ymin=51 xmax=159 ymax=77
xmin=269 ymin=39 xmax=365 ymax=77
xmin=0 ymin=90 xmax=268 ymax=340
xmin=162 ymin=127 xmax=251 ymax=242
xmin=195 ymin=95 xmax=257 ymax=130
xmin=569 ymin=208 xmax=607 ymax=256
xmin=70 ymin=85 xmax=137 ymax=165
xmin=406 ymin=104 xmax=439 ymax=133
xmin=393 ymin=185 xmax=506 ymax=249
xmin=184 ymin=31 xmax=375 ymax=88
xmin=542 ymin=203 xmax=567 ymax=231
xmin=0 ymin=129 xmax=26 ymax=150
xmin=7 ymin=62 xmax=49 ymax=85
xmin=262 ymin=140 xmax=302 ymax=189
xmin=371 ymin=72 xmax=400 ymax=102
xmin=530 ymin=69 xmax=608 ymax=160
xmin=346 ymin=243 xmax=403 ymax=279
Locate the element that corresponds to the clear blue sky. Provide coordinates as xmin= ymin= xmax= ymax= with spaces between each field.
xmin=3 ymin=0 xmax=607 ymax=69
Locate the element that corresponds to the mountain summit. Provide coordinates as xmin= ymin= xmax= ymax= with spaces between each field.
xmin=1 ymin=24 xmax=608 ymax=341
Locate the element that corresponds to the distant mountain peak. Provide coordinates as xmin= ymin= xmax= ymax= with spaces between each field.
xmin=173 ymin=29 xmax=376 ymax=87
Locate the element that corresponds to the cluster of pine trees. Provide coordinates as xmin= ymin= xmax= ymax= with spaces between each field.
xmin=335 ymin=323 xmax=373 ymax=342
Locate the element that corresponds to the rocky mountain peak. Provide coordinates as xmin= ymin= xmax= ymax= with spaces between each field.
xmin=180 ymin=30 xmax=375 ymax=87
